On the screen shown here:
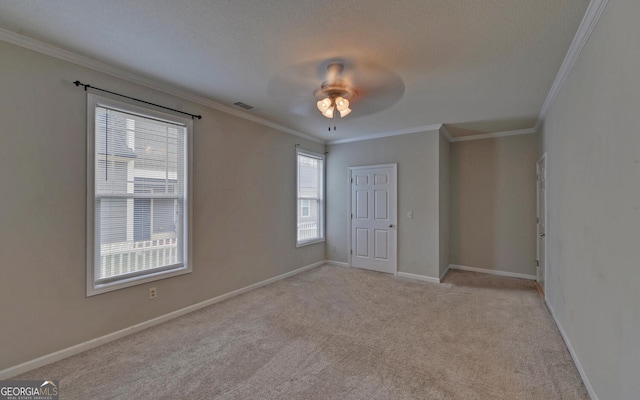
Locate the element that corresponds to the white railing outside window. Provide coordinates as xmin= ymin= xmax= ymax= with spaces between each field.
xmin=297 ymin=222 xmax=318 ymax=241
xmin=99 ymin=238 xmax=178 ymax=279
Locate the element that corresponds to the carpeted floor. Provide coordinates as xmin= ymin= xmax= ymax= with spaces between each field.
xmin=18 ymin=265 xmax=589 ymax=399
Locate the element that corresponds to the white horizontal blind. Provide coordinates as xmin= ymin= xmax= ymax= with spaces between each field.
xmin=297 ymin=150 xmax=324 ymax=244
xmin=94 ymin=106 xmax=186 ymax=283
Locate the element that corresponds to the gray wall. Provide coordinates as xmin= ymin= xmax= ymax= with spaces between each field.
xmin=450 ymin=134 xmax=538 ymax=276
xmin=326 ymin=131 xmax=441 ymax=278
xmin=0 ymin=41 xmax=325 ymax=370
xmin=438 ymin=133 xmax=451 ymax=278
xmin=540 ymin=0 xmax=640 ymax=398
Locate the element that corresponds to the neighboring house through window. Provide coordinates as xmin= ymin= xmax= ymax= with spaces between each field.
xmin=296 ymin=149 xmax=324 ymax=246
xmin=86 ymin=94 xmax=192 ymax=295
xmin=300 ymin=199 xmax=310 ymax=218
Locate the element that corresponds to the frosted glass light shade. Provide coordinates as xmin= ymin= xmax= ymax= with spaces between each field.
xmin=317 ymin=98 xmax=332 ymax=112
xmin=323 ymin=106 xmax=335 ymax=118
xmin=335 ymin=97 xmax=349 ymax=111
xmin=317 ymin=96 xmax=351 ymax=118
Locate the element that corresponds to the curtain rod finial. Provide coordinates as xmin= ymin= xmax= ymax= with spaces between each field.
xmin=74 ymin=80 xmax=88 ymax=91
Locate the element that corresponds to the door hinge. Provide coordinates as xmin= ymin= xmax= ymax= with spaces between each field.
xmin=351 ymin=213 xmax=353 ymax=219
xmin=536 ymin=260 xmax=539 ymax=266
xmin=537 ymin=217 xmax=539 ymax=223
xmin=350 ymin=249 xmax=353 ymax=255
xmin=351 ymin=178 xmax=353 ymax=183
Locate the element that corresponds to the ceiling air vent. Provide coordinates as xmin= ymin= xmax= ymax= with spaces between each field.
xmin=233 ymin=101 xmax=254 ymax=110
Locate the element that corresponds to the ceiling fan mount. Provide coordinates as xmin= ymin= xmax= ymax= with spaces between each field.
xmin=314 ymin=63 xmax=356 ymax=99
xmin=314 ymin=80 xmax=357 ymax=101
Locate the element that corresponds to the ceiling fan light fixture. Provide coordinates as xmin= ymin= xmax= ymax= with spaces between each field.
xmin=335 ymin=96 xmax=349 ymax=111
xmin=316 ymin=97 xmax=332 ymax=112
xmin=323 ymin=106 xmax=335 ymax=118
xmin=316 ymin=92 xmax=354 ymax=119
xmin=314 ymin=63 xmax=358 ymax=121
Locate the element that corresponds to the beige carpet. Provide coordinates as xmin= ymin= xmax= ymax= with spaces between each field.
xmin=18 ymin=265 xmax=589 ymax=399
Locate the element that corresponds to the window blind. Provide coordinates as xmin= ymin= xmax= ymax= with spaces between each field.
xmin=93 ymin=106 xmax=186 ymax=283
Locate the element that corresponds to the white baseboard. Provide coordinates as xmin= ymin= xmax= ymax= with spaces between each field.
xmin=325 ymin=260 xmax=350 ymax=267
xmin=439 ymin=265 xmax=451 ymax=281
xmin=396 ymin=271 xmax=440 ymax=284
xmin=545 ymin=299 xmax=598 ymax=400
xmin=0 ymin=260 xmax=327 ymax=379
xmin=448 ymin=264 xmax=536 ymax=280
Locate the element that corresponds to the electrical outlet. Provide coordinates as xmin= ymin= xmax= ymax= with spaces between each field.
xmin=407 ymin=211 xmax=413 ymax=219
xmin=149 ymin=287 xmax=157 ymax=299
xmin=331 ymin=246 xmax=337 ymax=253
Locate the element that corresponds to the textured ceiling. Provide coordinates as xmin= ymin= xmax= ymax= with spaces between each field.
xmin=0 ymin=0 xmax=590 ymax=142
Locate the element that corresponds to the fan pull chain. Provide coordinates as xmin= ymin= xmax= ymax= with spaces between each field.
xmin=324 ymin=105 xmax=339 ymax=131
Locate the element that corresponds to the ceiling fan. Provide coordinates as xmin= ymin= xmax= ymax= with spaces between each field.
xmin=267 ymin=58 xmax=405 ymax=128
xmin=314 ymin=63 xmax=355 ymax=119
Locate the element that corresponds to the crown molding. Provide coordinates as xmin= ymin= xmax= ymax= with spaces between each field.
xmin=0 ymin=28 xmax=324 ymax=144
xmin=326 ymin=124 xmax=537 ymax=145
xmin=535 ymin=0 xmax=609 ymax=131
xmin=449 ymin=128 xmax=537 ymax=142
xmin=4 ymin=13 xmax=599 ymax=148
xmin=439 ymin=125 xmax=454 ymax=142
xmin=327 ymin=123 xmax=443 ymax=145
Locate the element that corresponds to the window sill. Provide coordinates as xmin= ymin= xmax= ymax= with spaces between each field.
xmin=87 ymin=265 xmax=191 ymax=296
xmin=296 ymin=238 xmax=325 ymax=248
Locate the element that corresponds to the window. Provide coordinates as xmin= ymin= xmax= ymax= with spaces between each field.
xmin=300 ymin=199 xmax=310 ymax=218
xmin=296 ymin=149 xmax=324 ymax=246
xmin=87 ymin=94 xmax=192 ymax=295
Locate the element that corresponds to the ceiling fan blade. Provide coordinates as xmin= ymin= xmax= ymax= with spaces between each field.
xmin=267 ymin=60 xmax=334 ymax=116
xmin=343 ymin=62 xmax=405 ymax=117
xmin=267 ymin=68 xmax=318 ymax=98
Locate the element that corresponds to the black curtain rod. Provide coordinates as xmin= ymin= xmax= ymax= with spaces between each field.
xmin=73 ymin=80 xmax=202 ymax=120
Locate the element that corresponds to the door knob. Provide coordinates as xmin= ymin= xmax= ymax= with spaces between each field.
xmin=389 ymin=224 xmax=395 ymax=228
xmin=539 ymin=233 xmax=545 ymax=237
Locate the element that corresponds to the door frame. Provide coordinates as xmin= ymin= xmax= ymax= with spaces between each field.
xmin=347 ymin=163 xmax=398 ymax=273
xmin=536 ymin=153 xmax=548 ymax=295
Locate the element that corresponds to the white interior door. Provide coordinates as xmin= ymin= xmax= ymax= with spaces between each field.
xmin=350 ymin=164 xmax=397 ymax=274
xmin=536 ymin=155 xmax=547 ymax=293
